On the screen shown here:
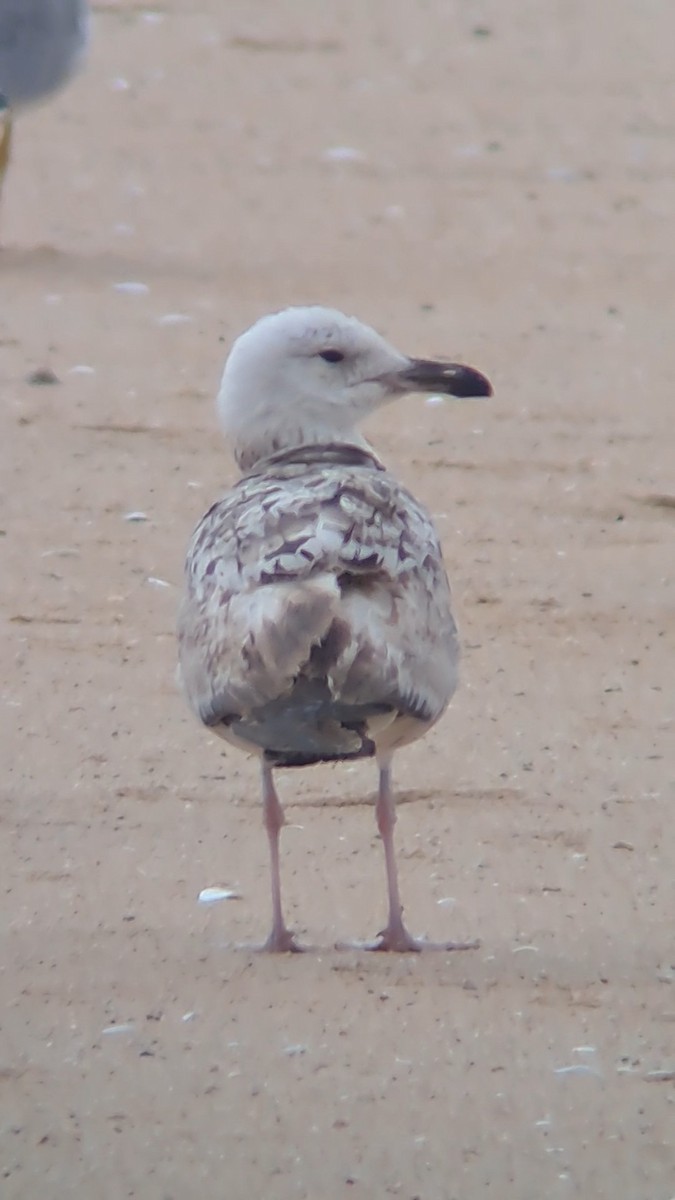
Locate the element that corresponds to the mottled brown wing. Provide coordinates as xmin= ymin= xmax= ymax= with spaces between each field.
xmin=177 ymin=458 xmax=458 ymax=751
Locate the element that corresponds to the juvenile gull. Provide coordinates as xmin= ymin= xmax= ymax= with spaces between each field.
xmin=178 ymin=306 xmax=492 ymax=952
xmin=0 ymin=0 xmax=88 ymax=215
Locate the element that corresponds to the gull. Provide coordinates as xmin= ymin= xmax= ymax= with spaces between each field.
xmin=0 ymin=0 xmax=88 ymax=218
xmin=178 ymin=306 xmax=492 ymax=952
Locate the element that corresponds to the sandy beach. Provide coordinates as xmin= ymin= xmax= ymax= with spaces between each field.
xmin=1 ymin=1 xmax=673 ymax=1196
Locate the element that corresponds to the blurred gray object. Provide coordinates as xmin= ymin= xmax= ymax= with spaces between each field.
xmin=0 ymin=0 xmax=88 ymax=214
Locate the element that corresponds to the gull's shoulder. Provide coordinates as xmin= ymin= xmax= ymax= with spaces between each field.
xmin=184 ymin=444 xmax=445 ymax=596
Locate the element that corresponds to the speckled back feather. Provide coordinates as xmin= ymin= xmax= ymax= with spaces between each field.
xmin=178 ymin=443 xmax=459 ymax=765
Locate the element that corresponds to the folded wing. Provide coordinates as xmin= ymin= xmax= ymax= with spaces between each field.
xmin=178 ymin=451 xmax=458 ymax=765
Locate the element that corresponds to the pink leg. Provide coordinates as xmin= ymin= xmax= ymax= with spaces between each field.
xmin=260 ymin=764 xmax=304 ymax=952
xmin=364 ymin=760 xmax=479 ymax=952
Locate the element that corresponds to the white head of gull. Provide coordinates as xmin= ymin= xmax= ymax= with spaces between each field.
xmin=179 ymin=305 xmax=492 ymax=952
xmin=218 ymin=305 xmax=489 ymax=471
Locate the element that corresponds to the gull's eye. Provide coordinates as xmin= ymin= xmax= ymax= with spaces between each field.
xmin=318 ymin=349 xmax=345 ymax=364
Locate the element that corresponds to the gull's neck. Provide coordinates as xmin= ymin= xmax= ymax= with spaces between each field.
xmin=233 ymin=419 xmax=370 ymax=474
